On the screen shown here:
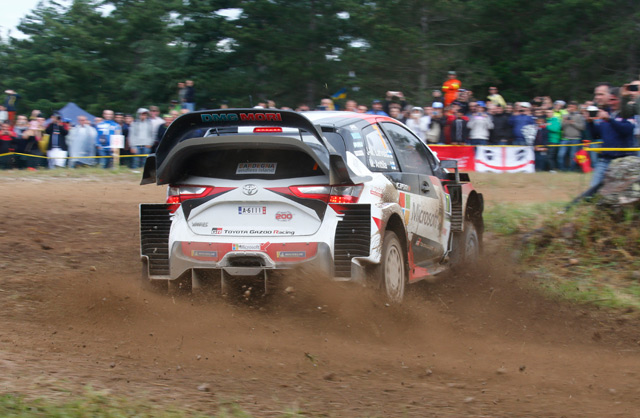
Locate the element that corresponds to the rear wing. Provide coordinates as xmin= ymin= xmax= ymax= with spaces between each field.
xmin=142 ymin=109 xmax=370 ymax=186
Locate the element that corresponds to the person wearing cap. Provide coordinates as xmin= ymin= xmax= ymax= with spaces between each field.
xmin=442 ymin=71 xmax=461 ymax=107
xmin=128 ymin=108 xmax=155 ymax=169
xmin=366 ymin=99 xmax=389 ymax=116
xmin=96 ymin=110 xmax=121 ymax=169
xmin=508 ymin=102 xmax=536 ymax=146
xmin=487 ymin=86 xmax=506 ymax=108
xmin=431 ymin=90 xmax=444 ymax=107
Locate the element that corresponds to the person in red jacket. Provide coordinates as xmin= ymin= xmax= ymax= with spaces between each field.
xmin=0 ymin=122 xmax=17 ymax=168
xmin=442 ymin=71 xmax=461 ymax=107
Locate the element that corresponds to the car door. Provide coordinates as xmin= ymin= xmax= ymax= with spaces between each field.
xmin=378 ymin=122 xmax=450 ymax=266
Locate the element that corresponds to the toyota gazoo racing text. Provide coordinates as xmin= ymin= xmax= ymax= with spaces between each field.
xmin=139 ymin=109 xmax=483 ymax=301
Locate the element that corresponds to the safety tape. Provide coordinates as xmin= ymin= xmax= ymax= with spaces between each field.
xmin=428 ymin=141 xmax=603 ymax=147
xmin=0 ymin=152 xmax=150 ymax=159
xmin=583 ymin=148 xmax=640 ymax=152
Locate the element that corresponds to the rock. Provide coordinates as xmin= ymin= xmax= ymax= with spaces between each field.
xmin=197 ymin=383 xmax=211 ymax=392
xmin=569 ymin=258 xmax=579 ymax=265
xmin=109 ymin=362 xmax=116 ymax=368
xmin=284 ymin=286 xmax=295 ymax=294
xmin=425 ymin=369 xmax=433 ymax=376
xmin=519 ymin=365 xmax=526 ymax=372
xmin=196 ymin=355 xmax=202 ymax=360
xmin=89 ymin=266 xmax=97 ymax=272
xmin=560 ymin=223 xmax=576 ymax=239
xmin=463 ymin=397 xmax=475 ymax=403
xmin=496 ymin=366 xmax=507 ymax=375
xmin=599 ymin=156 xmax=640 ymax=206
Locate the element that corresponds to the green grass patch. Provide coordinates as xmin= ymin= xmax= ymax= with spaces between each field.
xmin=0 ymin=392 xmax=307 ymax=418
xmin=487 ymin=201 xmax=640 ymax=309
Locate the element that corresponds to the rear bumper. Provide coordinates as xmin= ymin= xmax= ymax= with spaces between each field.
xmin=169 ymin=241 xmax=333 ymax=278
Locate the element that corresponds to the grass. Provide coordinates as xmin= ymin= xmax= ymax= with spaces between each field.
xmin=485 ymin=200 xmax=640 ymax=310
xmin=0 ymin=392 xmax=307 ymax=418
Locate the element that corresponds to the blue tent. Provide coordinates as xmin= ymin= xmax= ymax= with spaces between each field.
xmin=57 ymin=102 xmax=96 ymax=124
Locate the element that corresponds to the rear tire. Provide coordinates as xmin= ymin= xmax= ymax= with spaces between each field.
xmin=450 ymin=220 xmax=480 ymax=267
xmin=374 ymin=231 xmax=406 ymax=303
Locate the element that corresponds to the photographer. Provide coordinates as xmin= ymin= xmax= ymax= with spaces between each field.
xmin=383 ymin=91 xmax=407 ymax=116
xmin=587 ymin=84 xmax=635 ymax=188
xmin=621 ymin=80 xmax=640 ymax=153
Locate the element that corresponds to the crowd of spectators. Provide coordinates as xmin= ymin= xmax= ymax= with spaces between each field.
xmin=0 ymin=74 xmax=637 ymax=175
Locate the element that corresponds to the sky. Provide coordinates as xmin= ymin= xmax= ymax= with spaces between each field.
xmin=0 ymin=0 xmax=42 ymax=38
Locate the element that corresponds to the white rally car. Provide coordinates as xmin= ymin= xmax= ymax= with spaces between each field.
xmin=139 ymin=109 xmax=483 ymax=301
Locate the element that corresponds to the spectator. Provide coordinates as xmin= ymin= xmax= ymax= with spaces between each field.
xmin=15 ymin=121 xmax=43 ymax=170
xmin=442 ymin=70 xmax=461 ymax=107
xmin=184 ymin=80 xmax=196 ymax=111
xmin=13 ymin=115 xmax=29 ymax=138
xmin=3 ymin=90 xmax=20 ymax=125
xmin=155 ymin=110 xmax=179 ymax=151
xmin=449 ymin=109 xmax=469 ymax=145
xmin=319 ymin=98 xmax=335 ymax=110
xmin=366 ymin=100 xmax=388 ymax=116
xmin=487 ymin=86 xmax=507 ymax=108
xmin=558 ymin=101 xmax=585 ymax=171
xmin=177 ymin=82 xmax=187 ymax=107
xmin=533 ymin=116 xmax=549 ymax=171
xmin=388 ymin=106 xmax=404 ymax=122
xmin=467 ymin=101 xmax=493 ymax=146
xmin=0 ymin=123 xmax=17 ymax=169
xmin=96 ymin=110 xmax=120 ymax=168
xmin=344 ymin=100 xmax=358 ymax=112
xmin=452 ymin=89 xmax=470 ymax=115
xmin=148 ymin=105 xmax=165 ymax=139
xmin=425 ymin=103 xmax=445 ymax=144
xmin=431 ymin=89 xmax=444 ymax=106
xmin=68 ymin=115 xmax=97 ymax=168
xmin=45 ymin=114 xmax=69 ymax=169
xmin=0 ymin=106 xmax=8 ymax=123
xmin=114 ymin=112 xmax=131 ymax=167
xmin=621 ymin=79 xmax=640 ymax=152
xmin=128 ymin=108 xmax=155 ymax=169
xmin=383 ymin=91 xmax=406 ymax=116
xmin=546 ymin=109 xmax=562 ymax=171
xmin=405 ymin=107 xmax=429 ymax=141
xmin=267 ymin=99 xmax=277 ymax=109
xmin=552 ymin=100 xmax=568 ymax=119
xmin=508 ymin=102 xmax=536 ymax=145
xmin=356 ymin=105 xmax=368 ymax=113
xmin=489 ymin=104 xmax=511 ymax=144
xmin=587 ymin=84 xmax=635 ymax=188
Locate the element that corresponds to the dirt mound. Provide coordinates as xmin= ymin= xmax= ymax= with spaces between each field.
xmin=1 ymin=176 xmax=640 ymax=417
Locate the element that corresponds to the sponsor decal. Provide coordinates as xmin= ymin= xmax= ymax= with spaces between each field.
xmin=242 ymin=184 xmax=258 ymax=195
xmin=410 ymin=202 xmax=439 ymax=228
xmin=238 ymin=206 xmax=267 ymax=215
xmin=191 ymin=250 xmax=218 ymax=258
xmin=191 ymin=221 xmax=209 ymax=227
xmin=399 ymin=193 xmax=411 ymax=225
xmin=369 ymin=187 xmax=384 ymax=198
xmin=276 ymin=251 xmax=306 ymax=258
xmin=211 ymin=228 xmax=295 ymax=236
xmin=200 ymin=113 xmax=283 ymax=122
xmin=354 ymin=150 xmax=365 ymax=157
xmin=414 ymin=238 xmax=435 ymax=252
xmin=275 ymin=211 xmax=293 ymax=221
xmin=232 ymin=243 xmax=261 ymax=251
xmin=395 ymin=182 xmax=410 ymax=192
xmin=353 ymin=141 xmax=364 ymax=148
xmin=444 ymin=193 xmax=451 ymax=215
xmin=236 ymin=162 xmax=277 ymax=174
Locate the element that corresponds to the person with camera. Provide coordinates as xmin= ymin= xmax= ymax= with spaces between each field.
xmin=587 ymin=83 xmax=635 ymax=188
xmin=508 ymin=102 xmax=536 ymax=146
xmin=621 ymin=80 xmax=640 ymax=154
xmin=383 ymin=91 xmax=406 ymax=116
xmin=558 ymin=101 xmax=585 ymax=171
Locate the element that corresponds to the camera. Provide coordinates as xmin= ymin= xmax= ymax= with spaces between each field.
xmin=587 ymin=105 xmax=599 ymax=118
xmin=628 ymin=84 xmax=639 ymax=92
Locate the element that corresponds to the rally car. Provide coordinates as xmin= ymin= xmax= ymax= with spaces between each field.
xmin=139 ymin=109 xmax=483 ymax=301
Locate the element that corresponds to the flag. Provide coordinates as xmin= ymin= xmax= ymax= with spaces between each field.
xmin=574 ymin=149 xmax=592 ymax=173
xmin=331 ymin=88 xmax=347 ymax=100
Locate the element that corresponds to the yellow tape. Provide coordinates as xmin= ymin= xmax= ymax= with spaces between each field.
xmin=429 ymin=141 xmax=603 ymax=148
xmin=0 ymin=152 xmax=150 ymax=159
xmin=583 ymin=148 xmax=640 ymax=152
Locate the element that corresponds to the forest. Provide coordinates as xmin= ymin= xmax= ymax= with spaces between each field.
xmin=1 ymin=0 xmax=639 ymax=115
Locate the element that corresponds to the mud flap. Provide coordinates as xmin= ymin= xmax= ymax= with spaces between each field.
xmin=139 ymin=204 xmax=171 ymax=277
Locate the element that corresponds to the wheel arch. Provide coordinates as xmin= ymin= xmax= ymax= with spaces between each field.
xmin=383 ymin=213 xmax=408 ymax=265
xmin=464 ymin=191 xmax=484 ymax=247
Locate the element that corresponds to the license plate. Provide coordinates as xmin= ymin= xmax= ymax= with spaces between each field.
xmin=238 ymin=206 xmax=266 ymax=215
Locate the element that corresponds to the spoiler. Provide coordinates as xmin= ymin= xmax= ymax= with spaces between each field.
xmin=142 ymin=109 xmax=370 ymax=186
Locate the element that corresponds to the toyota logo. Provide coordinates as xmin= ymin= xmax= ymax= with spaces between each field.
xmin=242 ymin=184 xmax=258 ymax=196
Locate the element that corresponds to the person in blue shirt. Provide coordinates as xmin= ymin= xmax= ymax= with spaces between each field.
xmin=95 ymin=109 xmax=121 ymax=169
xmin=366 ymin=100 xmax=389 ymax=116
xmin=508 ymin=102 xmax=536 ymax=145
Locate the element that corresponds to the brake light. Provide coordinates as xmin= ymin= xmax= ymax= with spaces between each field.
xmin=287 ymin=184 xmax=363 ymax=208
xmin=329 ymin=185 xmax=363 ymax=204
xmin=253 ymin=127 xmax=283 ymax=133
xmin=289 ymin=185 xmax=332 ymax=202
xmin=166 ymin=185 xmax=214 ymax=213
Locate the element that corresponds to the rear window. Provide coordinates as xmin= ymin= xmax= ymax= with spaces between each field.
xmin=185 ymin=148 xmax=324 ymax=180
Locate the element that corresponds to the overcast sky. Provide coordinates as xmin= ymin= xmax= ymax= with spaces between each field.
xmin=0 ymin=0 xmax=41 ymax=38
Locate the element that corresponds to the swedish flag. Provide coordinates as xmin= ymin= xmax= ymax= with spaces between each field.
xmin=331 ymin=88 xmax=347 ymax=100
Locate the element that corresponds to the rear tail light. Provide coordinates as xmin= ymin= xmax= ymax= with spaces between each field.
xmin=253 ymin=127 xmax=283 ymax=133
xmin=166 ymin=185 xmax=214 ymax=213
xmin=287 ymin=184 xmax=363 ymax=209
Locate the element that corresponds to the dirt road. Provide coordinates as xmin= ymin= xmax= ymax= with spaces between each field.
xmin=1 ymin=173 xmax=639 ymax=417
